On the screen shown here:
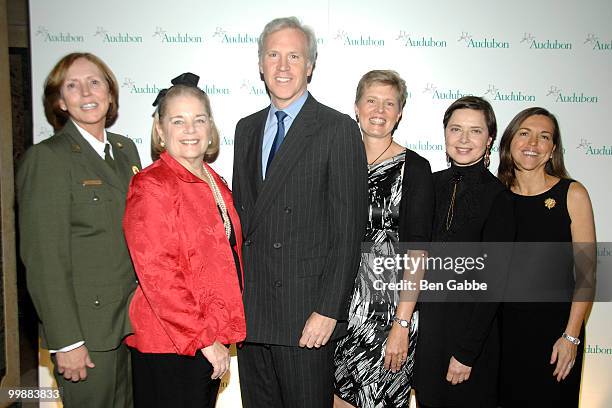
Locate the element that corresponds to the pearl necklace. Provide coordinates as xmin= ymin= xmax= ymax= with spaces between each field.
xmin=201 ymin=165 xmax=232 ymax=239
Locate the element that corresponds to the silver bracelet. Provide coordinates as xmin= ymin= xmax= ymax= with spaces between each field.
xmin=562 ymin=332 xmax=580 ymax=346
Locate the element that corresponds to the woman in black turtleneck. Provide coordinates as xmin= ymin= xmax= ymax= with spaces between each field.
xmin=414 ymin=96 xmax=515 ymax=408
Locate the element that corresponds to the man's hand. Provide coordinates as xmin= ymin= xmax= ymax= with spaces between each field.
xmin=55 ymin=345 xmax=95 ymax=382
xmin=446 ymin=356 xmax=472 ymax=385
xmin=299 ymin=312 xmax=337 ymax=348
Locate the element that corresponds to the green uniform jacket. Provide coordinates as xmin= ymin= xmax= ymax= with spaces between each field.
xmin=17 ymin=120 xmax=142 ymax=352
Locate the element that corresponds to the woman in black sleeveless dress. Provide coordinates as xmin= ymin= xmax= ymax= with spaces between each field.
xmin=414 ymin=96 xmax=515 ymax=408
xmin=334 ymin=70 xmax=434 ymax=408
xmin=497 ymin=107 xmax=595 ymax=407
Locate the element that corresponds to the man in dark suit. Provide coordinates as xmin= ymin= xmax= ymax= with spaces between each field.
xmin=232 ymin=16 xmax=368 ymax=408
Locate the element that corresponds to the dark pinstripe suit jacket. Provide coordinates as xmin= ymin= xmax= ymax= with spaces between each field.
xmin=232 ymin=94 xmax=368 ymax=346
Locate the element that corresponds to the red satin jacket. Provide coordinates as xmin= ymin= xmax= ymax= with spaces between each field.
xmin=123 ymin=152 xmax=246 ymax=355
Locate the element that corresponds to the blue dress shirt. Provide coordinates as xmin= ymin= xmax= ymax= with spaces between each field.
xmin=261 ymin=91 xmax=309 ymax=179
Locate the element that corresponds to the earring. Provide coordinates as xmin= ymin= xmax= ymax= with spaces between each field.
xmin=484 ymin=148 xmax=491 ymax=168
xmin=208 ymin=140 xmax=212 ymax=145
xmin=160 ymin=140 xmax=165 ymax=147
xmin=446 ymin=153 xmax=451 ymax=167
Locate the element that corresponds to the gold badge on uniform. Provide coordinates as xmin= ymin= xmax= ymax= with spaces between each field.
xmin=116 ymin=142 xmax=124 ymax=149
xmin=71 ymin=144 xmax=81 ymax=152
xmin=544 ymin=198 xmax=556 ymax=209
xmin=131 ymin=166 xmax=140 ymax=175
xmin=82 ymin=179 xmax=103 ymax=186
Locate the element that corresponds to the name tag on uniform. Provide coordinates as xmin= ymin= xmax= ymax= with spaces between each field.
xmin=82 ymin=179 xmax=103 ymax=186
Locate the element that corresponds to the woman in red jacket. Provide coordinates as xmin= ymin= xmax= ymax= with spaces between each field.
xmin=123 ymin=73 xmax=246 ymax=408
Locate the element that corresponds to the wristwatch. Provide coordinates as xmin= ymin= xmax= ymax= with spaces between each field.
xmin=393 ymin=317 xmax=410 ymax=328
xmin=562 ymin=332 xmax=581 ymax=346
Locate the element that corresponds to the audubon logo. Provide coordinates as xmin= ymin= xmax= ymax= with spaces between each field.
xmin=597 ymin=245 xmax=612 ymax=264
xmin=220 ymin=136 xmax=234 ymax=146
xmin=576 ymin=138 xmax=612 ymax=156
xmin=95 ymin=26 xmax=143 ymax=43
xmin=596 ymin=244 xmax=612 ymax=265
xmin=153 ymin=26 xmax=203 ymax=44
xmin=423 ymin=83 xmax=471 ymax=100
xmin=35 ymin=26 xmax=84 ymax=42
xmin=520 ymin=32 xmax=572 ymax=50
xmin=458 ymin=32 xmax=509 ymax=49
xmin=240 ymin=80 xmax=266 ymax=96
xmin=484 ymin=84 xmax=536 ymax=102
xmin=405 ymin=140 xmax=445 ymax=152
xmin=584 ymin=34 xmax=612 ymax=51
xmin=334 ymin=30 xmax=384 ymax=47
xmin=201 ymin=83 xmax=231 ymax=96
xmin=122 ymin=78 xmax=162 ymax=94
xmin=124 ymin=134 xmax=143 ymax=145
xmin=212 ymin=27 xmax=258 ymax=44
xmin=122 ymin=78 xmax=229 ymax=96
xmin=585 ymin=344 xmax=612 ymax=355
xmin=547 ymin=86 xmax=599 ymax=104
xmin=396 ymin=31 xmax=447 ymax=48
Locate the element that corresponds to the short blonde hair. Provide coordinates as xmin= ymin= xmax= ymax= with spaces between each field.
xmin=151 ymin=85 xmax=220 ymax=163
xmin=355 ymin=70 xmax=407 ymax=108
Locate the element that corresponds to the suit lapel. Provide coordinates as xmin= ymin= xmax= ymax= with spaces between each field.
xmin=253 ymin=110 xmax=267 ymax=194
xmin=242 ymin=108 xmax=268 ymax=207
xmin=108 ymin=133 xmax=139 ymax=190
xmin=63 ymin=121 xmax=125 ymax=192
xmin=249 ymin=95 xmax=319 ymax=232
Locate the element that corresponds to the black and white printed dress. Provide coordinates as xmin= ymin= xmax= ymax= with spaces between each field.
xmin=334 ymin=150 xmax=433 ymax=408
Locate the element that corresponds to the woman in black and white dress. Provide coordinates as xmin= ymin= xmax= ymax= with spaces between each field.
xmin=334 ymin=70 xmax=434 ymax=408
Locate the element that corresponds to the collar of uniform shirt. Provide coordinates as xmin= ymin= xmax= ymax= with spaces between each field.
xmin=72 ymin=119 xmax=111 ymax=160
xmin=262 ymin=90 xmax=309 ymax=179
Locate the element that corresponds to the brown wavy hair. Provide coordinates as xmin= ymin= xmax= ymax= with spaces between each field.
xmin=497 ymin=107 xmax=569 ymax=189
xmin=43 ymin=52 xmax=119 ymax=130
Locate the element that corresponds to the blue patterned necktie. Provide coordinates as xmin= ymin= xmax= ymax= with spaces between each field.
xmin=266 ymin=110 xmax=288 ymax=173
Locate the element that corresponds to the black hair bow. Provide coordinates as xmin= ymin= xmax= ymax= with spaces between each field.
xmin=152 ymin=72 xmax=201 ymax=107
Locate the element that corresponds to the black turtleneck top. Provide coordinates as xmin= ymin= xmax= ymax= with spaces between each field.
xmin=414 ymin=160 xmax=516 ymax=407
xmin=432 ymin=160 xmax=513 ymax=242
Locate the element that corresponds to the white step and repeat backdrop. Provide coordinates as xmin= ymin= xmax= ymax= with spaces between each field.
xmin=29 ymin=0 xmax=611 ymax=406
